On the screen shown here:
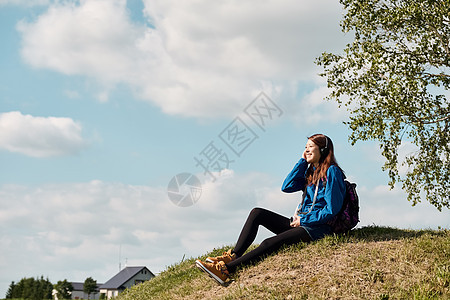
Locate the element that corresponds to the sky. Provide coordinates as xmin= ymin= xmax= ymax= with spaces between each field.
xmin=0 ymin=0 xmax=449 ymax=297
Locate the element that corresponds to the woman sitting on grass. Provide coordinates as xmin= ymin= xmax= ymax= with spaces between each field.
xmin=195 ymin=134 xmax=346 ymax=285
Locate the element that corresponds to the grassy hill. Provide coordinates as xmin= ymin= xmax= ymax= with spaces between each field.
xmin=118 ymin=226 xmax=450 ymax=299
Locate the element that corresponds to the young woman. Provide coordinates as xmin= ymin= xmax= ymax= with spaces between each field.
xmin=195 ymin=134 xmax=346 ymax=285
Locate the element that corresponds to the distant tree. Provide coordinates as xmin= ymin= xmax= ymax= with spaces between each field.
xmin=40 ymin=276 xmax=54 ymax=300
xmin=5 ymin=277 xmax=52 ymax=299
xmin=54 ymin=279 xmax=73 ymax=299
xmin=83 ymin=277 xmax=97 ymax=299
xmin=22 ymin=277 xmax=33 ymax=299
xmin=10 ymin=279 xmax=23 ymax=298
xmin=5 ymin=281 xmax=15 ymax=299
xmin=316 ymin=0 xmax=449 ymax=210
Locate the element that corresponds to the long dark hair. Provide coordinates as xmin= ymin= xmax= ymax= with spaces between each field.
xmin=305 ymin=134 xmax=342 ymax=186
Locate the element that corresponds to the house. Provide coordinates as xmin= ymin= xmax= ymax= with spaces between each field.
xmin=99 ymin=266 xmax=155 ymax=299
xmin=70 ymin=282 xmax=103 ymax=300
xmin=52 ymin=282 xmax=103 ymax=300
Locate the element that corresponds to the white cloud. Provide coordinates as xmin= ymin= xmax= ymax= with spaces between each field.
xmin=358 ymin=184 xmax=450 ymax=229
xmin=17 ymin=0 xmax=142 ymax=81
xmin=286 ymin=84 xmax=351 ymax=125
xmin=17 ymin=0 xmax=348 ymax=119
xmin=0 ymin=111 xmax=85 ymax=157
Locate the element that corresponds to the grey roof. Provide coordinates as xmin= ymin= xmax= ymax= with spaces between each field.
xmin=71 ymin=282 xmax=103 ymax=292
xmin=71 ymin=282 xmax=84 ymax=291
xmin=100 ymin=266 xmax=153 ymax=290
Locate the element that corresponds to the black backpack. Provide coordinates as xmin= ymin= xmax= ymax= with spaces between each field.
xmin=326 ymin=180 xmax=360 ymax=233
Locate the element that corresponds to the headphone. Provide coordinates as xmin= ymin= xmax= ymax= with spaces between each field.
xmin=320 ymin=135 xmax=330 ymax=157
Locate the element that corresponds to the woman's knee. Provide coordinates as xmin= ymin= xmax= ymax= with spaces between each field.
xmin=247 ymin=207 xmax=263 ymax=219
xmin=249 ymin=207 xmax=265 ymax=216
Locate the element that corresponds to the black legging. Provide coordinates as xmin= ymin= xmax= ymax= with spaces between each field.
xmin=226 ymin=207 xmax=312 ymax=273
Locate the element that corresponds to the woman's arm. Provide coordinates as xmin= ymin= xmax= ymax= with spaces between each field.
xmin=281 ymin=157 xmax=308 ymax=193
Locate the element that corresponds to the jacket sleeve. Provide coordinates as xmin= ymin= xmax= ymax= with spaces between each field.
xmin=281 ymin=158 xmax=308 ymax=193
xmin=299 ymin=165 xmax=345 ymax=226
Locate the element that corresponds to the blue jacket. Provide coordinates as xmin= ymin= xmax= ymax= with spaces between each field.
xmin=282 ymin=158 xmax=345 ymax=228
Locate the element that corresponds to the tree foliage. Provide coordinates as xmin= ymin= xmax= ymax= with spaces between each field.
xmin=83 ymin=277 xmax=97 ymax=299
xmin=54 ymin=279 xmax=73 ymax=299
xmin=316 ymin=0 xmax=449 ymax=210
xmin=5 ymin=276 xmax=53 ymax=299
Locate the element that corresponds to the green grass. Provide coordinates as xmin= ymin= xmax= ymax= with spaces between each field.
xmin=117 ymin=226 xmax=450 ymax=300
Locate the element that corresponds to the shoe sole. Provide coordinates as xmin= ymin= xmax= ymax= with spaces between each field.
xmin=195 ymin=260 xmax=225 ymax=285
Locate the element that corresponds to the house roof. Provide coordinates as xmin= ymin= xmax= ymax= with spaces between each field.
xmin=71 ymin=282 xmax=103 ymax=292
xmin=100 ymin=266 xmax=154 ymax=290
xmin=71 ymin=282 xmax=84 ymax=291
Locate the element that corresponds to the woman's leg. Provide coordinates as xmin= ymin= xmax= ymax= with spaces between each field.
xmin=227 ymin=226 xmax=311 ymax=273
xmin=232 ymin=207 xmax=293 ymax=258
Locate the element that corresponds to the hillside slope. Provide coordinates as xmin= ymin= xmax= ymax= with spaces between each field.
xmin=118 ymin=227 xmax=450 ymax=299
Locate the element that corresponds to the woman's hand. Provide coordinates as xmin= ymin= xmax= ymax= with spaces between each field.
xmin=302 ymin=149 xmax=307 ymax=160
xmin=290 ymin=215 xmax=300 ymax=227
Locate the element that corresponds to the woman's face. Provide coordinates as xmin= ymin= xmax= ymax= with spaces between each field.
xmin=305 ymin=139 xmax=321 ymax=166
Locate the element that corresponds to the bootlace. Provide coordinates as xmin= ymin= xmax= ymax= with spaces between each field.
xmin=217 ymin=262 xmax=229 ymax=275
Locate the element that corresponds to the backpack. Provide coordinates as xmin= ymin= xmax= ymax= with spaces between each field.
xmin=327 ymin=180 xmax=360 ymax=233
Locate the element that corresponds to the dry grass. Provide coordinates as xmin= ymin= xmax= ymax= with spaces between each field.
xmin=118 ymin=227 xmax=450 ymax=300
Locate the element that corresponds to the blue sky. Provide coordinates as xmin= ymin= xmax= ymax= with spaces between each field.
xmin=1 ymin=0 xmax=448 ymax=297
